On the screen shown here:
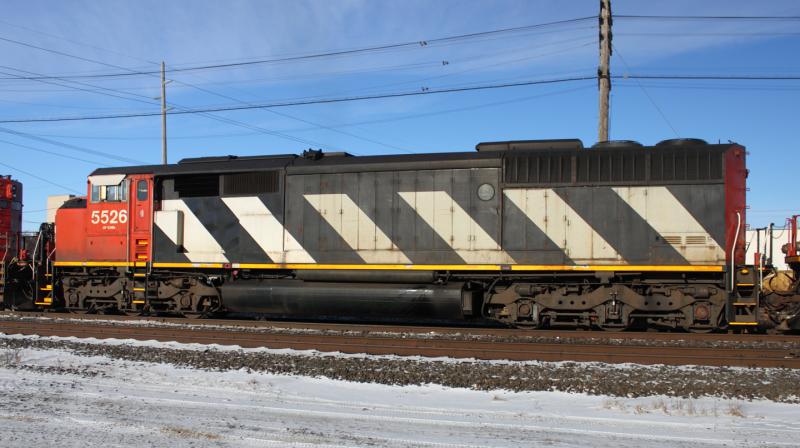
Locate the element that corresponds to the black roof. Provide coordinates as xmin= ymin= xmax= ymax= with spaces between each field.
xmin=90 ymin=139 xmax=741 ymax=178
xmin=90 ymin=148 xmax=502 ymax=177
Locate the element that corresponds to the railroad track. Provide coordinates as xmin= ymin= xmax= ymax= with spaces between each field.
xmin=1 ymin=317 xmax=798 ymax=368
xmin=3 ymin=311 xmax=798 ymax=343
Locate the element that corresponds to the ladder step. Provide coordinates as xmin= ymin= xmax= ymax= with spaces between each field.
xmin=34 ymin=297 xmax=53 ymax=306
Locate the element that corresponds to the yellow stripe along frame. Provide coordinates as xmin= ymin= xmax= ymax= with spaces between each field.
xmin=54 ymin=261 xmax=724 ymax=273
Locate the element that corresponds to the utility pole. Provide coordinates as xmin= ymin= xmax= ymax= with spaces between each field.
xmin=598 ymin=0 xmax=612 ymax=142
xmin=160 ymin=61 xmax=168 ymax=165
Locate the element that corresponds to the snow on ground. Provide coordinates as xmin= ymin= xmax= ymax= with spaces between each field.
xmin=1 ymin=341 xmax=799 ymax=447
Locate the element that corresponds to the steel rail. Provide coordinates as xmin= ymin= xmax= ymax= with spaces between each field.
xmin=1 ymin=320 xmax=797 ymax=368
xmin=1 ymin=311 xmax=797 ymax=342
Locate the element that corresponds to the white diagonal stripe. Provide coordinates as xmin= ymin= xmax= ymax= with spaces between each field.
xmin=221 ymin=196 xmax=315 ymax=264
xmin=399 ymin=190 xmax=513 ymax=264
xmin=504 ymin=189 xmax=620 ymax=261
xmin=611 ymin=186 xmax=725 ymax=262
xmin=154 ymin=210 xmax=182 ymax=247
xmin=158 ymin=199 xmax=228 ymax=263
xmin=304 ymin=193 xmax=411 ymax=264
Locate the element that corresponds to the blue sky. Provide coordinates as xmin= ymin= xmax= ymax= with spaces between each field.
xmin=1 ymin=0 xmax=798 ymax=230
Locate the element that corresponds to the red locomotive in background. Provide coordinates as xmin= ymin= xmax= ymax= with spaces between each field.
xmin=0 ymin=176 xmax=22 ymax=258
xmin=2 ymin=138 xmax=800 ymax=331
xmin=0 ymin=175 xmax=54 ymax=309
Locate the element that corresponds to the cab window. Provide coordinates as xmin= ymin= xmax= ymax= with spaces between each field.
xmin=136 ymin=180 xmax=148 ymax=201
xmin=90 ymin=180 xmax=128 ymax=203
xmin=91 ymin=185 xmax=101 ymax=202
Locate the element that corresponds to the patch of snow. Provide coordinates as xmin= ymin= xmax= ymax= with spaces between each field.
xmin=0 ymin=343 xmax=798 ymax=447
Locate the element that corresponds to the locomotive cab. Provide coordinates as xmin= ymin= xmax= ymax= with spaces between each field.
xmin=51 ymin=172 xmax=155 ymax=313
xmin=56 ymin=173 xmax=154 ymax=264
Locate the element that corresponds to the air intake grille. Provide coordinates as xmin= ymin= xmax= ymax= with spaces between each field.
xmin=174 ymin=174 xmax=220 ymax=198
xmin=223 ymin=171 xmax=280 ymax=196
xmin=686 ymin=235 xmax=708 ymax=245
xmin=503 ymin=146 xmax=726 ymax=186
xmin=504 ymin=151 xmax=572 ymax=184
xmin=650 ymin=148 xmax=723 ymax=182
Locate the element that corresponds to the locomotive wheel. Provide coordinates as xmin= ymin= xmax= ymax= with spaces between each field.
xmin=685 ymin=309 xmax=725 ymax=333
xmin=595 ymin=302 xmax=630 ymax=331
xmin=597 ymin=324 xmax=628 ymax=332
xmin=182 ymin=296 xmax=220 ymax=319
xmin=686 ymin=327 xmax=715 ymax=334
xmin=69 ymin=303 xmax=97 ymax=314
xmin=183 ymin=304 xmax=211 ymax=319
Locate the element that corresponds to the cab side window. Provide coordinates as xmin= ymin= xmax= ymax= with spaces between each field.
xmin=91 ymin=185 xmax=101 ymax=202
xmin=136 ymin=180 xmax=148 ymax=201
xmin=90 ymin=180 xmax=128 ymax=203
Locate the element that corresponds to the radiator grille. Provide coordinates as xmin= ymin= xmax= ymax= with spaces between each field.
xmin=223 ymin=171 xmax=280 ymax=196
xmin=504 ymin=146 xmax=726 ymax=186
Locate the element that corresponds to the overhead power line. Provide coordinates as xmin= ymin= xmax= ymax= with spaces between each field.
xmin=2 ymin=72 xmax=799 ymax=125
xmin=0 ymin=22 xmax=405 ymax=152
xmin=0 ymin=47 xmax=347 ymax=151
xmin=0 ymin=65 xmax=158 ymax=106
xmin=0 ymin=159 xmax=81 ymax=194
xmin=617 ymin=75 xmax=800 ymax=81
xmin=0 ymin=126 xmax=146 ymax=164
xmin=27 ymin=84 xmax=594 ymax=142
xmin=0 ymin=138 xmax=106 ymax=165
xmin=168 ymin=77 xmax=415 ymax=154
xmin=0 ymin=18 xmax=157 ymax=68
xmin=0 ymin=16 xmax=595 ymax=80
xmin=156 ymin=39 xmax=598 ymax=154
xmin=616 ymin=14 xmax=800 ymax=20
xmin=0 ymin=14 xmax=592 ymax=154
xmin=0 ymin=76 xmax=596 ymax=124
xmin=611 ymin=45 xmax=679 ymax=137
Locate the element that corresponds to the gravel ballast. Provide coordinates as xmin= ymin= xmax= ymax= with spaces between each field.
xmin=2 ymin=335 xmax=799 ymax=403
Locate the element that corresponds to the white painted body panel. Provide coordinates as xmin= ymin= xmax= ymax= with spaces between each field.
xmin=612 ymin=186 xmax=725 ymax=263
xmin=399 ymin=191 xmax=513 ymax=264
xmin=158 ymin=199 xmax=228 ymax=263
xmin=304 ymin=193 xmax=411 ymax=264
xmin=222 ymin=196 xmax=315 ymax=264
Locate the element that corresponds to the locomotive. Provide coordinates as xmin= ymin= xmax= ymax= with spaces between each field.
xmin=3 ymin=138 xmax=800 ymax=331
xmin=0 ymin=175 xmax=52 ymax=310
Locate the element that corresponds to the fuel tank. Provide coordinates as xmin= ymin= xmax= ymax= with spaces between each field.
xmin=220 ymin=279 xmax=465 ymax=320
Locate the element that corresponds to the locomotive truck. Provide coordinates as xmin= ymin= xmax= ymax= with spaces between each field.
xmin=3 ymin=138 xmax=800 ymax=331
